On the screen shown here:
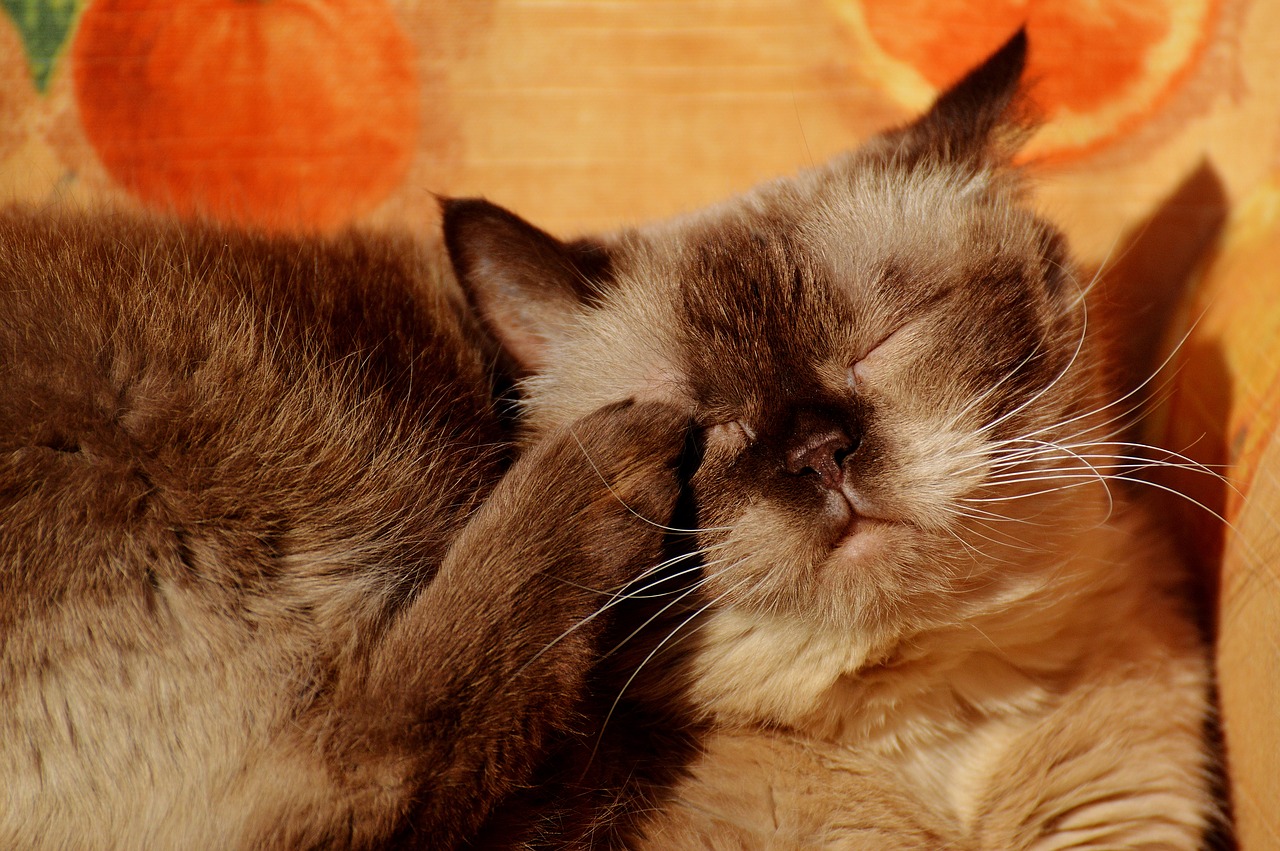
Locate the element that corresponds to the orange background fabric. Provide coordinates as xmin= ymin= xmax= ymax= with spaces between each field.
xmin=2 ymin=1 xmax=1276 ymax=844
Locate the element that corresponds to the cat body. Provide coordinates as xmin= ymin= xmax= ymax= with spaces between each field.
xmin=0 ymin=211 xmax=691 ymax=848
xmin=449 ymin=32 xmax=1217 ymax=849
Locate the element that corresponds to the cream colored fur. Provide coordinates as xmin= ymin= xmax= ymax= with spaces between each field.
xmin=637 ymin=513 xmax=1212 ymax=849
xmin=513 ymin=149 xmax=1215 ymax=848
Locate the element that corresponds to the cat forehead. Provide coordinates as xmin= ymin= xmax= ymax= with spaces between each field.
xmin=801 ymin=158 xmax=1021 ymax=276
xmin=645 ymin=158 xmax=1039 ymax=315
xmin=584 ymin=158 xmax=1058 ymax=412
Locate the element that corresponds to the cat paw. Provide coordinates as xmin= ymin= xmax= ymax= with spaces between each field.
xmin=501 ymin=399 xmax=692 ymax=586
xmin=565 ymin=398 xmax=691 ymax=525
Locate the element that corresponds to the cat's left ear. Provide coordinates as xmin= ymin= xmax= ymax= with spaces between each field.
xmin=442 ymin=197 xmax=611 ymax=373
xmin=881 ymin=28 xmax=1032 ymax=166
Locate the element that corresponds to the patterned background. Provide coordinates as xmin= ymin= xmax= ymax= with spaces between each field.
xmin=1 ymin=0 xmax=1276 ymax=843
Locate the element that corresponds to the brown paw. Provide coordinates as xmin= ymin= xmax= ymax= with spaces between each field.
xmin=492 ymin=399 xmax=691 ymax=587
xmin=563 ymin=399 xmax=691 ymax=527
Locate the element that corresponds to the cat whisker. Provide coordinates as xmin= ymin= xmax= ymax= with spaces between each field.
xmin=547 ymin=544 xmax=732 ymax=673
xmin=972 ymin=298 xmax=1090 ymax=441
xmin=967 ymin=391 xmax=1146 ymax=475
xmin=1001 ymin=307 xmax=1208 ymax=456
xmin=607 ymin=542 xmax=732 ymax=601
xmin=1086 ymin=442 xmax=1233 ymax=490
xmin=961 ymin=411 xmax=1188 ymax=489
xmin=981 ymin=437 xmax=1236 ymax=508
xmin=944 ymin=259 xmax=1098 ymax=451
xmin=979 ymin=471 xmax=1116 ymax=490
xmin=986 ymin=454 xmax=1230 ymax=489
xmin=967 ymin=512 xmax=1059 ymax=554
xmin=940 ymin=522 xmax=991 ymax=564
xmin=960 ymin=477 xmax=1106 ymax=504
xmin=1024 ymin=438 xmax=1115 ymax=519
xmin=986 ymin=384 xmax=1161 ymax=467
xmin=549 ymin=550 xmax=705 ymax=600
xmin=1063 ymin=229 xmax=1128 ymax=309
xmin=1109 ymin=473 xmax=1238 ymax=530
xmin=611 ymin=563 xmax=713 ymax=601
xmin=582 ymin=578 xmax=742 ymax=777
xmin=941 ymin=516 xmax=1035 ymax=565
xmin=943 ymin=337 xmax=1052 ymax=435
xmin=945 ymin=502 xmax=1056 ymax=528
xmin=948 ymin=301 xmax=1209 ymax=494
xmin=598 ymin=555 xmax=736 ymax=661
xmin=565 ymin=426 xmax=735 ymax=536
xmin=515 ymin=546 xmax=723 ymax=678
xmin=966 ymin=458 xmax=1235 ymax=536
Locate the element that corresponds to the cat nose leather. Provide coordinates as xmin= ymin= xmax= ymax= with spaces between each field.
xmin=784 ymin=415 xmax=859 ymax=490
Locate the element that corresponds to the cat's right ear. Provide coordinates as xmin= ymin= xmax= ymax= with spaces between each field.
xmin=441 ymin=197 xmax=611 ymax=373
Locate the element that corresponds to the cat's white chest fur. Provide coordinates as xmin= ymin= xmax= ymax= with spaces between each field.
xmin=685 ymin=606 xmax=1038 ymax=820
xmin=686 ymin=608 xmax=878 ymax=730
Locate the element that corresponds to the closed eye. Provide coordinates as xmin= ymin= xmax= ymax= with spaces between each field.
xmin=705 ymin=419 xmax=756 ymax=447
xmin=848 ymin=324 xmax=909 ymax=389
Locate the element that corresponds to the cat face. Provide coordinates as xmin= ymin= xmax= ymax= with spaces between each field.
xmin=447 ymin=32 xmax=1113 ymax=646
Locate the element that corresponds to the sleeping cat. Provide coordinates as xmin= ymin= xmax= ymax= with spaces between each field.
xmin=0 ymin=28 xmax=1215 ymax=851
xmin=448 ymin=31 xmax=1219 ymax=849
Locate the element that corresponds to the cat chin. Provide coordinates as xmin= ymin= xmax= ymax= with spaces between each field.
xmin=688 ymin=507 xmax=1166 ymax=737
xmin=831 ymin=515 xmax=898 ymax=561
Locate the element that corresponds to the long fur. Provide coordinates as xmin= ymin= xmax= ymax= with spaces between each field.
xmin=0 ymin=209 xmax=695 ymax=848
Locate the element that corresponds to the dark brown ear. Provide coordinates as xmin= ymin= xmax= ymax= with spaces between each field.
xmin=884 ymin=28 xmax=1031 ymax=167
xmin=441 ymin=197 xmax=612 ymax=372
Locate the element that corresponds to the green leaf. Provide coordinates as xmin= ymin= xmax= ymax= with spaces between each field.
xmin=2 ymin=0 xmax=81 ymax=93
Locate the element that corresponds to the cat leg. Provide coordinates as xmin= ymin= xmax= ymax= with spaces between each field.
xmin=969 ymin=656 xmax=1214 ymax=851
xmin=639 ymin=728 xmax=960 ymax=850
xmin=322 ymin=399 xmax=690 ymax=848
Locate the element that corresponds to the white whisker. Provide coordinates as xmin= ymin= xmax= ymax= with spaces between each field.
xmin=516 ymin=545 xmax=727 ymax=677
xmin=599 ymin=555 xmax=739 ymax=660
xmin=583 ymin=580 xmax=742 ymax=774
xmin=566 ymin=425 xmax=735 ymax=536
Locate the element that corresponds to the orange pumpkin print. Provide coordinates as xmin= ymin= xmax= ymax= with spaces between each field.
xmin=72 ymin=0 xmax=419 ymax=232
xmin=830 ymin=0 xmax=1220 ymax=161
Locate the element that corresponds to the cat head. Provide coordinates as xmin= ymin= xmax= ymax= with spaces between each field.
xmin=445 ymin=32 xmax=1112 ymax=648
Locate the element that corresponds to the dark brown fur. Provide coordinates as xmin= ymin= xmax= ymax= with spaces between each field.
xmin=0 ymin=210 xmax=695 ymax=848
